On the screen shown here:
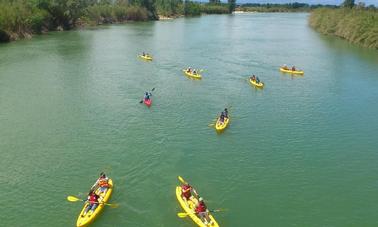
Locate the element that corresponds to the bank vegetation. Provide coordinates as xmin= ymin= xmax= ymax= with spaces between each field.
xmin=0 ymin=0 xmax=233 ymax=43
xmin=309 ymin=4 xmax=378 ymax=49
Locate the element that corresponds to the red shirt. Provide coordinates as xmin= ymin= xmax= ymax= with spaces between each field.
xmin=181 ymin=185 xmax=192 ymax=199
xmin=195 ymin=201 xmax=207 ymax=213
xmin=88 ymin=194 xmax=98 ymax=204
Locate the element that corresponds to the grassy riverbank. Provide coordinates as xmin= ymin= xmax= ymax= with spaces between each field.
xmin=236 ymin=3 xmax=337 ymax=13
xmin=309 ymin=8 xmax=378 ymax=49
xmin=0 ymin=0 xmax=230 ymax=43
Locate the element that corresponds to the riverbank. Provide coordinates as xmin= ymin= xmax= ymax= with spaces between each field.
xmin=0 ymin=0 xmax=230 ymax=43
xmin=309 ymin=8 xmax=378 ymax=49
xmin=236 ymin=3 xmax=337 ymax=13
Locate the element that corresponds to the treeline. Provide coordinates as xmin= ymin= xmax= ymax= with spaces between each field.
xmin=0 ymin=0 xmax=232 ymax=42
xmin=309 ymin=7 xmax=378 ymax=49
xmin=237 ymin=2 xmax=339 ymax=12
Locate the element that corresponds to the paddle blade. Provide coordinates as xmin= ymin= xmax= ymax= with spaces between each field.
xmin=139 ymin=100 xmax=143 ymax=103
xmin=177 ymin=212 xmax=189 ymax=218
xmin=107 ymin=203 xmax=119 ymax=208
xmin=67 ymin=196 xmax=81 ymax=202
xmin=177 ymin=176 xmax=187 ymax=184
xmin=151 ymin=88 xmax=155 ymax=92
xmin=210 ymin=208 xmax=227 ymax=213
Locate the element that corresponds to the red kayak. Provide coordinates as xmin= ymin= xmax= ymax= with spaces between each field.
xmin=144 ymin=98 xmax=152 ymax=107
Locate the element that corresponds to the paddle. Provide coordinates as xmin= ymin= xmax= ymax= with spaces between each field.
xmin=177 ymin=209 xmax=226 ymax=218
xmin=177 ymin=176 xmax=187 ymax=184
xmin=67 ymin=196 xmax=119 ymax=208
xmin=139 ymin=88 xmax=155 ymax=103
xmin=208 ymin=118 xmax=218 ymax=127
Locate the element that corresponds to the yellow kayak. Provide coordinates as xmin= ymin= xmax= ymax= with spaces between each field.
xmin=280 ymin=67 xmax=304 ymax=75
xmin=76 ymin=179 xmax=113 ymax=227
xmin=176 ymin=186 xmax=219 ymax=227
xmin=215 ymin=117 xmax=229 ymax=132
xmin=139 ymin=55 xmax=153 ymax=61
xmin=183 ymin=70 xmax=202 ymax=79
xmin=249 ymin=78 xmax=264 ymax=88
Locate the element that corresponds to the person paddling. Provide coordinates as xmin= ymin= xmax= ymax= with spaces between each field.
xmin=181 ymin=182 xmax=193 ymax=201
xmin=144 ymin=92 xmax=152 ymax=100
xmin=97 ymin=173 xmax=110 ymax=195
xmin=91 ymin=172 xmax=108 ymax=191
xmin=224 ymin=108 xmax=228 ymax=118
xmin=82 ymin=190 xmax=99 ymax=217
xmin=220 ymin=112 xmax=225 ymax=123
xmin=292 ymin=66 xmax=296 ymax=71
xmin=195 ymin=197 xmax=211 ymax=224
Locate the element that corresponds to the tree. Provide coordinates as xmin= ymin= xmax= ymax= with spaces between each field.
xmin=228 ymin=0 xmax=235 ymax=13
xmin=209 ymin=0 xmax=220 ymax=4
xmin=342 ymin=0 xmax=355 ymax=8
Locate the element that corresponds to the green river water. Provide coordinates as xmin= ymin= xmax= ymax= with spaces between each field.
xmin=1 ymin=13 xmax=378 ymax=227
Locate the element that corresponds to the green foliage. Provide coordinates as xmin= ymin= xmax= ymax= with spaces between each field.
xmin=0 ymin=0 xmax=49 ymax=37
xmin=309 ymin=8 xmax=378 ymax=49
xmin=156 ymin=0 xmax=183 ymax=16
xmin=238 ymin=3 xmax=314 ymax=12
xmin=0 ymin=0 xmax=229 ymax=42
xmin=201 ymin=4 xmax=229 ymax=14
xmin=184 ymin=0 xmax=201 ymax=16
xmin=227 ymin=0 xmax=236 ymax=13
xmin=342 ymin=0 xmax=355 ymax=8
xmin=85 ymin=4 xmax=149 ymax=23
xmin=209 ymin=0 xmax=220 ymax=4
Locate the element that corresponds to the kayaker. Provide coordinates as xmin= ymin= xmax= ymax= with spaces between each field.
xmin=195 ymin=197 xmax=211 ymax=224
xmin=220 ymin=112 xmax=225 ymax=122
xmin=82 ymin=190 xmax=99 ymax=217
xmin=97 ymin=174 xmax=110 ymax=195
xmin=142 ymin=52 xmax=145 ymax=56
xmin=181 ymin=182 xmax=192 ymax=201
xmin=282 ymin=64 xmax=288 ymax=70
xmin=251 ymin=75 xmax=256 ymax=81
xmin=144 ymin=92 xmax=152 ymax=100
xmin=292 ymin=66 xmax=296 ymax=71
xmin=256 ymin=77 xmax=260 ymax=83
xmin=187 ymin=67 xmax=192 ymax=73
xmin=193 ymin=69 xmax=197 ymax=75
xmin=91 ymin=172 xmax=108 ymax=191
xmin=224 ymin=108 xmax=228 ymax=118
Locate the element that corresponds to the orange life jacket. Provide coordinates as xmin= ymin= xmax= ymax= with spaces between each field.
xmin=99 ymin=178 xmax=109 ymax=187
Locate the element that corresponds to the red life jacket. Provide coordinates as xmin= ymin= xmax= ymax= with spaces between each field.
xmin=181 ymin=185 xmax=191 ymax=199
xmin=195 ymin=202 xmax=207 ymax=213
xmin=89 ymin=194 xmax=98 ymax=204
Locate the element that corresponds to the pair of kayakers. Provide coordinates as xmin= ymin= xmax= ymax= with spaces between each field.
xmin=250 ymin=75 xmax=260 ymax=83
xmin=282 ymin=64 xmax=296 ymax=71
xmin=186 ymin=67 xmax=198 ymax=75
xmin=81 ymin=173 xmax=111 ymax=217
xmin=180 ymin=182 xmax=212 ymax=225
xmin=219 ymin=108 xmax=229 ymax=123
xmin=142 ymin=52 xmax=150 ymax=57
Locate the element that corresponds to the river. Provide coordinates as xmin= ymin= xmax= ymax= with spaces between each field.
xmin=1 ymin=13 xmax=378 ymax=227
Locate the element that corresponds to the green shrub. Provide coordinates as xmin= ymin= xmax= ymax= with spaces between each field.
xmin=201 ymin=4 xmax=229 ymax=14
xmin=309 ymin=8 xmax=378 ymax=49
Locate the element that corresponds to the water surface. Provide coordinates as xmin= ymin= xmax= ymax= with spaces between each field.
xmin=1 ymin=13 xmax=378 ymax=226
